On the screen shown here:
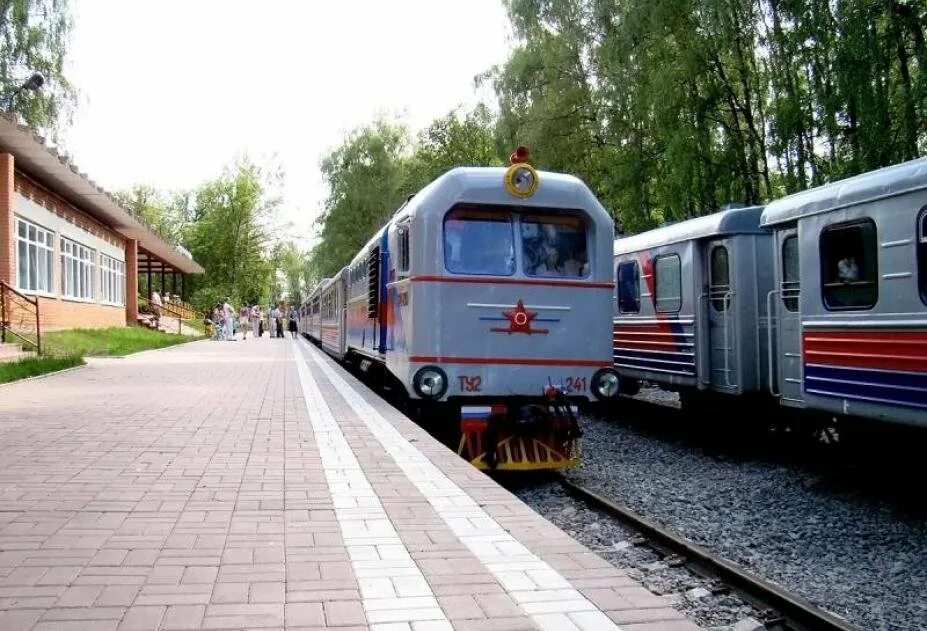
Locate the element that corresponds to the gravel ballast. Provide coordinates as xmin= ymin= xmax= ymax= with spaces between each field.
xmin=548 ymin=392 xmax=927 ymax=631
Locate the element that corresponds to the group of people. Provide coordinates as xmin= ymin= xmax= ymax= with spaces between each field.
xmin=208 ymin=300 xmax=300 ymax=341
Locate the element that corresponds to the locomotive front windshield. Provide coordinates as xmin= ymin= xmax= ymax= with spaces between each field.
xmin=444 ymin=208 xmax=516 ymax=276
xmin=443 ymin=206 xmax=589 ymax=277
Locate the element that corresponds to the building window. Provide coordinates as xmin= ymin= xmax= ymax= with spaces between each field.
xmin=654 ymin=254 xmax=682 ymax=313
xmin=100 ymin=254 xmax=125 ymax=306
xmin=820 ymin=219 xmax=877 ymax=310
xmin=15 ymin=217 xmax=54 ymax=294
xmin=782 ymin=235 xmax=800 ymax=312
xmin=616 ymin=260 xmax=640 ymax=313
xmin=709 ymin=246 xmax=730 ymax=312
xmin=919 ymin=209 xmax=927 ymax=305
xmin=60 ymin=238 xmax=95 ymax=300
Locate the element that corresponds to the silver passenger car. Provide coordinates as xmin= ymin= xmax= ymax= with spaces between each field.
xmin=763 ymin=158 xmax=927 ymax=428
xmin=613 ymin=206 xmax=772 ymax=398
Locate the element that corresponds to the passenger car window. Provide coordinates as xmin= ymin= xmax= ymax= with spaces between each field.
xmin=444 ymin=207 xmax=514 ymax=276
xmin=820 ymin=219 xmax=878 ymax=310
xmin=655 ymin=254 xmax=682 ymax=313
xmin=521 ymin=215 xmax=589 ymax=278
xmin=617 ymin=261 xmax=640 ymax=313
xmin=709 ymin=246 xmax=730 ymax=312
xmin=781 ymin=235 xmax=800 ymax=312
xmin=919 ymin=209 xmax=927 ymax=304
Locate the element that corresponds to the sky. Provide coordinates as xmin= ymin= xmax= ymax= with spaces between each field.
xmin=61 ymin=0 xmax=512 ymax=246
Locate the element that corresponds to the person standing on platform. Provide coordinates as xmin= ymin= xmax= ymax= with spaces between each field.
xmin=251 ymin=304 xmax=263 ymax=338
xmin=239 ymin=303 xmax=251 ymax=340
xmin=150 ymin=290 xmax=162 ymax=329
xmin=271 ymin=304 xmax=283 ymax=338
xmin=287 ymin=304 xmax=299 ymax=339
xmin=223 ymin=298 xmax=235 ymax=341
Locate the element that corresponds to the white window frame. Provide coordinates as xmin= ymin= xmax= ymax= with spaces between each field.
xmin=60 ymin=237 xmax=96 ymax=301
xmin=14 ymin=217 xmax=55 ymax=295
xmin=99 ymin=254 xmax=125 ymax=306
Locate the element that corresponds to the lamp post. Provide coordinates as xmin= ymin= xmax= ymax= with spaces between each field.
xmin=5 ymin=72 xmax=44 ymax=112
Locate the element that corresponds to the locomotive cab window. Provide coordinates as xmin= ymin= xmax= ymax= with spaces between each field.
xmin=396 ymin=222 xmax=411 ymax=278
xmin=655 ymin=254 xmax=682 ymax=313
xmin=919 ymin=208 xmax=927 ymax=304
xmin=617 ymin=260 xmax=640 ymax=313
xmin=820 ymin=219 xmax=878 ymax=310
xmin=444 ymin=207 xmax=515 ymax=276
xmin=521 ymin=214 xmax=588 ymax=278
xmin=709 ymin=246 xmax=730 ymax=312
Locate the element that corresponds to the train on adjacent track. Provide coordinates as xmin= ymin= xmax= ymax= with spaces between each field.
xmin=613 ymin=157 xmax=927 ymax=431
xmin=301 ymin=151 xmax=926 ymax=468
xmin=300 ymin=150 xmax=622 ymax=471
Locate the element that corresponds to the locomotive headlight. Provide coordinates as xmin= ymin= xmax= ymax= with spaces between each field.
xmin=412 ymin=366 xmax=448 ymax=399
xmin=504 ymin=162 xmax=539 ymax=198
xmin=592 ymin=369 xmax=620 ymax=400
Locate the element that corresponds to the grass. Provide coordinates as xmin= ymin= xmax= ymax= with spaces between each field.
xmin=42 ymin=326 xmax=200 ymax=358
xmin=0 ymin=354 xmax=84 ymax=385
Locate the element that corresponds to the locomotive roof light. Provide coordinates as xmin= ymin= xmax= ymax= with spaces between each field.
xmin=591 ymin=368 xmax=621 ymax=400
xmin=412 ymin=365 xmax=448 ymax=399
xmin=504 ymin=146 xmax=539 ymax=198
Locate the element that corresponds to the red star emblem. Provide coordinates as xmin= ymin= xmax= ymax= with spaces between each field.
xmin=491 ymin=299 xmax=549 ymax=335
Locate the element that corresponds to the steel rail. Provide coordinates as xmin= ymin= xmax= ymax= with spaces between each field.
xmin=557 ymin=475 xmax=860 ymax=631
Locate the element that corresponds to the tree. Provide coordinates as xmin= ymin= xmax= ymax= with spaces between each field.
xmin=0 ymin=0 xmax=76 ymax=132
xmin=312 ymin=119 xmax=412 ymax=278
xmin=312 ymin=107 xmax=503 ymax=277
xmin=182 ymin=159 xmax=279 ymax=309
xmin=273 ymin=240 xmax=307 ymax=305
xmin=114 ymin=184 xmax=185 ymax=245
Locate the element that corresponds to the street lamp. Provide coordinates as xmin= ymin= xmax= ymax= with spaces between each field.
xmin=5 ymin=72 xmax=44 ymax=112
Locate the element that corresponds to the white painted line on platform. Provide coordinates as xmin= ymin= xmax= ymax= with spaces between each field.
xmin=298 ymin=339 xmax=623 ymax=631
xmin=291 ymin=344 xmax=451 ymax=628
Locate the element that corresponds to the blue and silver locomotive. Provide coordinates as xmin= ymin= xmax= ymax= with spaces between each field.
xmin=302 ymin=152 xmax=620 ymax=469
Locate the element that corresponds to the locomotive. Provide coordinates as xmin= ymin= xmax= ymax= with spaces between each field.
xmin=613 ymin=157 xmax=927 ymax=430
xmin=301 ymin=151 xmax=621 ymax=470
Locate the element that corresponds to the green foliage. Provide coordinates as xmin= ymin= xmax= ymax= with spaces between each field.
xmin=273 ymin=240 xmax=308 ymax=304
xmin=114 ymin=185 xmax=186 ymax=245
xmin=42 ymin=326 xmax=195 ymax=357
xmin=312 ymin=119 xmax=412 ymax=278
xmin=312 ymin=107 xmax=505 ymax=277
xmin=0 ymin=0 xmax=76 ymax=133
xmin=0 ymin=353 xmax=82 ymax=384
xmin=489 ymin=0 xmax=927 ymax=231
xmin=182 ymin=159 xmax=279 ymax=309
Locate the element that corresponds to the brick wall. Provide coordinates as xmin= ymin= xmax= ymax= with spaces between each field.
xmin=5 ymin=297 xmax=125 ymax=334
xmin=0 ymin=154 xmax=14 ymax=287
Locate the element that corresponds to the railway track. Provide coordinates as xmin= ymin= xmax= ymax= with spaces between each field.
xmin=557 ymin=475 xmax=859 ymax=631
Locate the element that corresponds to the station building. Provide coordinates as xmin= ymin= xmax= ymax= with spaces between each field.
xmin=0 ymin=114 xmax=203 ymax=332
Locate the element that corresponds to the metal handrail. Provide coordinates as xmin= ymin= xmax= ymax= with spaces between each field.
xmin=0 ymin=280 xmax=40 ymax=354
xmin=138 ymin=293 xmax=203 ymax=335
xmin=766 ymin=289 xmax=779 ymax=397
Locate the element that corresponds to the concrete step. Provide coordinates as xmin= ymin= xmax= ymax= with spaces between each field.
xmin=0 ymin=342 xmax=34 ymax=364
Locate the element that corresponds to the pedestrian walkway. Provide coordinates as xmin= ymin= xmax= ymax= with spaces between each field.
xmin=0 ymin=337 xmax=700 ymax=630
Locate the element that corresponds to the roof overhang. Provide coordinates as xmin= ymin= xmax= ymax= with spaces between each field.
xmin=0 ymin=114 xmax=204 ymax=274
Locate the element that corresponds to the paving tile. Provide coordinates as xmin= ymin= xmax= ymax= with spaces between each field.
xmin=117 ymin=605 xmax=165 ymax=631
xmin=0 ymin=336 xmax=703 ymax=631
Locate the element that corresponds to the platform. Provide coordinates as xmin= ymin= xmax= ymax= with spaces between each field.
xmin=0 ymin=337 xmax=700 ymax=631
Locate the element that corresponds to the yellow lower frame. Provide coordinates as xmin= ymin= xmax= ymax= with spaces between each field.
xmin=457 ymin=434 xmax=581 ymax=471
